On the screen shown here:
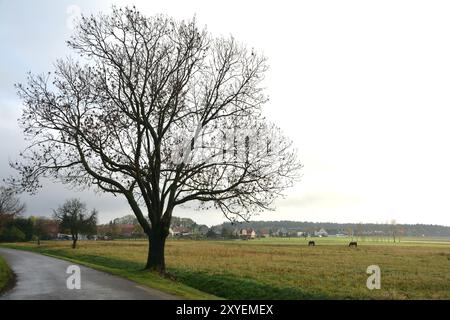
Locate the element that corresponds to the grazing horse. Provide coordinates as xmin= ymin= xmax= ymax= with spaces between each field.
xmin=349 ymin=241 xmax=358 ymax=248
xmin=308 ymin=241 xmax=315 ymax=246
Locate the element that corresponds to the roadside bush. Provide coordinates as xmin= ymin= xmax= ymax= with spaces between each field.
xmin=0 ymin=256 xmax=13 ymax=293
xmin=0 ymin=226 xmax=26 ymax=242
xmin=13 ymin=218 xmax=34 ymax=241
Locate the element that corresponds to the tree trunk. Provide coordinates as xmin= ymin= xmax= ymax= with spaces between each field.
xmin=145 ymin=228 xmax=168 ymax=273
xmin=72 ymin=235 xmax=78 ymax=249
xmin=37 ymin=237 xmax=40 ymax=246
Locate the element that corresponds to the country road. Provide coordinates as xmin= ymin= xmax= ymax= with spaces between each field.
xmin=0 ymin=248 xmax=178 ymax=300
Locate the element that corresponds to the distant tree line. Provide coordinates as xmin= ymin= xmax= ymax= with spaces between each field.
xmin=2 ymin=182 xmax=449 ymax=245
xmin=218 ymin=220 xmax=450 ymax=238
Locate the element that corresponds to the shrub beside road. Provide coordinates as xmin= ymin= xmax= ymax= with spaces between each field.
xmin=0 ymin=255 xmax=13 ymax=295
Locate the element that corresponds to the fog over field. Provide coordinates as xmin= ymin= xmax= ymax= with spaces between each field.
xmin=2 ymin=0 xmax=450 ymax=226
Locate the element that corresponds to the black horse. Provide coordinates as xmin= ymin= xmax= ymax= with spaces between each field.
xmin=349 ymin=241 xmax=358 ymax=248
xmin=308 ymin=241 xmax=315 ymax=246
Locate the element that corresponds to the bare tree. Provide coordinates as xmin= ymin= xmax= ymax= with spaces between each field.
xmin=31 ymin=216 xmax=58 ymax=245
xmin=0 ymin=186 xmax=25 ymax=234
xmin=53 ymin=199 xmax=97 ymax=249
xmin=390 ymin=219 xmax=397 ymax=243
xmin=32 ymin=216 xmax=45 ymax=245
xmin=10 ymin=7 xmax=301 ymax=272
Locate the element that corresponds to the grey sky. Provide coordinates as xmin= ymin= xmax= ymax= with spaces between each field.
xmin=1 ymin=0 xmax=450 ymax=226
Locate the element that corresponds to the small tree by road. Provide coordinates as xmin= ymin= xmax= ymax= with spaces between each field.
xmin=31 ymin=217 xmax=58 ymax=245
xmin=53 ymin=199 xmax=97 ymax=248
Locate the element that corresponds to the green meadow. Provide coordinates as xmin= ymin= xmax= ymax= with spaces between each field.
xmin=2 ymin=237 xmax=449 ymax=299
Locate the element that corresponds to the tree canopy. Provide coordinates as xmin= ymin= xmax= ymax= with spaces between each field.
xmin=11 ymin=6 xmax=301 ymax=271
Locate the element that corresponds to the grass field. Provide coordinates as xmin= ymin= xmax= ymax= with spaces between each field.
xmin=0 ymin=255 xmax=13 ymax=295
xmin=1 ymin=237 xmax=450 ymax=299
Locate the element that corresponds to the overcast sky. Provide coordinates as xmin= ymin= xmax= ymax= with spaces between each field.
xmin=1 ymin=0 xmax=450 ymax=226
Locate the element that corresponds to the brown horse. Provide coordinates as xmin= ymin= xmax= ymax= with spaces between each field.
xmin=349 ymin=241 xmax=358 ymax=248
